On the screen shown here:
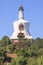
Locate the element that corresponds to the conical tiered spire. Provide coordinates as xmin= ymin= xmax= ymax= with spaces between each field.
xmin=18 ymin=6 xmax=24 ymax=19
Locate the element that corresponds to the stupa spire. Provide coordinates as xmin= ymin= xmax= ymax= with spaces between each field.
xmin=18 ymin=6 xmax=24 ymax=19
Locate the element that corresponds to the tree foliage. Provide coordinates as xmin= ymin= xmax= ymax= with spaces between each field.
xmin=0 ymin=36 xmax=43 ymax=65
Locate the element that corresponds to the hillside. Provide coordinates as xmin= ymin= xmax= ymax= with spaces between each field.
xmin=0 ymin=36 xmax=43 ymax=65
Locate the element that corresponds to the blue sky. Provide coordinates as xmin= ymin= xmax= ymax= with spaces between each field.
xmin=0 ymin=0 xmax=43 ymax=39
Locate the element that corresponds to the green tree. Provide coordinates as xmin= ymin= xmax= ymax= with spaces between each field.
xmin=37 ymin=48 xmax=43 ymax=56
xmin=35 ymin=37 xmax=43 ymax=48
xmin=37 ymin=56 xmax=43 ymax=65
xmin=1 ymin=36 xmax=11 ymax=46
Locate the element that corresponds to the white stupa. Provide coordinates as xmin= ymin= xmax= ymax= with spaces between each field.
xmin=10 ymin=6 xmax=32 ymax=40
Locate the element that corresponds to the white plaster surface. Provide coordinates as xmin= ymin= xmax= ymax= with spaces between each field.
xmin=10 ymin=6 xmax=32 ymax=39
xmin=10 ymin=19 xmax=32 ymax=39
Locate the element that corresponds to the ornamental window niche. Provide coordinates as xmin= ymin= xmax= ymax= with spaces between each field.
xmin=19 ymin=23 xmax=24 ymax=31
